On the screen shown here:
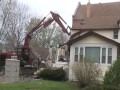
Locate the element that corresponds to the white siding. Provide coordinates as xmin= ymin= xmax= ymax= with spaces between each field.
xmin=69 ymin=46 xmax=75 ymax=81
xmin=71 ymin=29 xmax=120 ymax=43
xmin=71 ymin=30 xmax=120 ymax=43
xmin=95 ymin=30 xmax=120 ymax=43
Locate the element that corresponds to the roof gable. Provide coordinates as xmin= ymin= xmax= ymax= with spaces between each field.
xmin=67 ymin=31 xmax=120 ymax=45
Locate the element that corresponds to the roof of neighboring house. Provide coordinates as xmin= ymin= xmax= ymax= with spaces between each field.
xmin=30 ymin=44 xmax=49 ymax=60
xmin=72 ymin=2 xmax=120 ymax=30
xmin=67 ymin=31 xmax=120 ymax=45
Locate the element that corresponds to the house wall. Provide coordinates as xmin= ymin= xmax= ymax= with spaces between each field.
xmin=94 ymin=30 xmax=120 ymax=43
xmin=69 ymin=35 xmax=117 ymax=81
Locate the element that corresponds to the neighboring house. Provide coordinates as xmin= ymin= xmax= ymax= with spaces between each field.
xmin=30 ymin=44 xmax=54 ymax=68
xmin=67 ymin=1 xmax=120 ymax=81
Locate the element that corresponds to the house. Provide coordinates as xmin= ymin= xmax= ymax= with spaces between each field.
xmin=30 ymin=43 xmax=54 ymax=68
xmin=67 ymin=1 xmax=120 ymax=81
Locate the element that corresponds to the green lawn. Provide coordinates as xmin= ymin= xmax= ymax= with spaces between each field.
xmin=0 ymin=80 xmax=79 ymax=90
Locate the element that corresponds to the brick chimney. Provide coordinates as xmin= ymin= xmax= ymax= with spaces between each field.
xmin=86 ymin=0 xmax=91 ymax=18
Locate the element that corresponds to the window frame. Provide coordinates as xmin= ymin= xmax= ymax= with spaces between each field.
xmin=102 ymin=48 xmax=106 ymax=64
xmin=79 ymin=47 xmax=83 ymax=62
xmin=74 ymin=47 xmax=78 ymax=62
xmin=113 ymin=30 xmax=119 ymax=39
xmin=107 ymin=48 xmax=112 ymax=64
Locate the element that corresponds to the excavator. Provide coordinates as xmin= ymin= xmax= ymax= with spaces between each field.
xmin=7 ymin=11 xmax=70 ymax=67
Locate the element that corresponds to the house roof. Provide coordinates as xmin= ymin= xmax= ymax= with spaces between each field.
xmin=72 ymin=2 xmax=120 ymax=30
xmin=67 ymin=31 xmax=120 ymax=45
xmin=30 ymin=44 xmax=49 ymax=60
xmin=34 ymin=47 xmax=49 ymax=60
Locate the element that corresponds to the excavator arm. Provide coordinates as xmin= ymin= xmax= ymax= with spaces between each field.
xmin=18 ymin=11 xmax=70 ymax=66
xmin=23 ymin=17 xmax=54 ymax=48
xmin=23 ymin=11 xmax=70 ymax=48
xmin=50 ymin=11 xmax=70 ymax=35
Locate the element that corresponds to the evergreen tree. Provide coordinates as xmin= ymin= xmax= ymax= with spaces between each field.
xmin=104 ymin=58 xmax=120 ymax=86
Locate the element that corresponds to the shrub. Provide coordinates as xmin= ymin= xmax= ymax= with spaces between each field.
xmin=104 ymin=58 xmax=120 ymax=86
xmin=34 ymin=68 xmax=44 ymax=78
xmin=37 ymin=68 xmax=66 ymax=81
xmin=52 ymin=68 xmax=66 ymax=81
xmin=39 ymin=68 xmax=53 ymax=79
xmin=72 ymin=58 xmax=102 ymax=88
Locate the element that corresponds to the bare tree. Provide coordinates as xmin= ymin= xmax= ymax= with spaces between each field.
xmin=0 ymin=0 xmax=30 ymax=51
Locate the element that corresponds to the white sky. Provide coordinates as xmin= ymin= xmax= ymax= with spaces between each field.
xmin=19 ymin=0 xmax=120 ymax=26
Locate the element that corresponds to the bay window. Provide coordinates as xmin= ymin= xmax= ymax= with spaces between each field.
xmin=74 ymin=46 xmax=112 ymax=64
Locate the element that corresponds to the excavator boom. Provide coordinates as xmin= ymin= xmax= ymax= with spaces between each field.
xmin=23 ymin=11 xmax=70 ymax=48
xmin=23 ymin=17 xmax=54 ymax=48
xmin=19 ymin=11 xmax=70 ymax=66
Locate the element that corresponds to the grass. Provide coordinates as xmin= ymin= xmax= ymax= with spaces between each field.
xmin=0 ymin=80 xmax=79 ymax=90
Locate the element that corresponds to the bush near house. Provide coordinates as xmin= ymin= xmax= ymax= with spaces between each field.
xmin=72 ymin=58 xmax=102 ymax=88
xmin=80 ymin=58 xmax=120 ymax=90
xmin=104 ymin=58 xmax=120 ymax=86
xmin=36 ymin=68 xmax=66 ymax=81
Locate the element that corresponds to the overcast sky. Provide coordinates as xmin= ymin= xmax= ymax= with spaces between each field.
xmin=19 ymin=0 xmax=120 ymax=26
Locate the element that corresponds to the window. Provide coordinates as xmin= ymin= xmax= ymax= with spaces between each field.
xmin=102 ymin=48 xmax=106 ymax=63
xmin=108 ymin=48 xmax=112 ymax=64
xmin=113 ymin=30 xmax=119 ymax=39
xmin=85 ymin=47 xmax=100 ymax=63
xmin=79 ymin=47 xmax=83 ymax=62
xmin=74 ymin=47 xmax=78 ymax=62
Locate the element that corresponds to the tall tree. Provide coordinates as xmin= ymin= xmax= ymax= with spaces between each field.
xmin=0 ymin=0 xmax=29 ymax=51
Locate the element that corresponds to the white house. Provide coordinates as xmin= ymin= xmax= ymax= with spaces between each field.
xmin=67 ymin=1 xmax=120 ymax=81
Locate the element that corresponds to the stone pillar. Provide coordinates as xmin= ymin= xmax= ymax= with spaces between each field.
xmin=5 ymin=59 xmax=20 ymax=83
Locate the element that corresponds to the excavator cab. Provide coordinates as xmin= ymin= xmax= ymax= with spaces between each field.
xmin=17 ymin=47 xmax=30 ymax=67
xmin=0 ymin=54 xmax=6 ymax=66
